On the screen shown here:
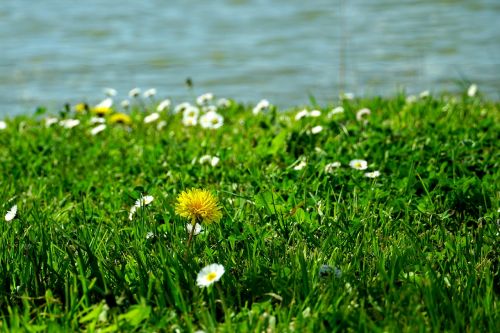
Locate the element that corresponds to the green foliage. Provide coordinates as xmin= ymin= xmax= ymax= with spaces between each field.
xmin=0 ymin=93 xmax=498 ymax=332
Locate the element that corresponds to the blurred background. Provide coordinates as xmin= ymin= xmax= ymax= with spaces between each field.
xmin=1 ymin=0 xmax=499 ymax=116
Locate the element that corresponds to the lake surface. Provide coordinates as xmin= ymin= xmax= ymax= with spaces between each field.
xmin=1 ymin=0 xmax=499 ymax=116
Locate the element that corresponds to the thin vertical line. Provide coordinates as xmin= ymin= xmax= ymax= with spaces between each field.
xmin=339 ymin=0 xmax=346 ymax=93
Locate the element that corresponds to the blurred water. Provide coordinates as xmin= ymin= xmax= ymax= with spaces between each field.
xmin=1 ymin=0 xmax=499 ymax=115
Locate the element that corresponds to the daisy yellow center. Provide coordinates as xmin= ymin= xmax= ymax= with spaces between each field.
xmin=355 ymin=162 xmax=361 ymax=168
xmin=211 ymin=118 xmax=219 ymax=125
xmin=206 ymin=272 xmax=217 ymax=282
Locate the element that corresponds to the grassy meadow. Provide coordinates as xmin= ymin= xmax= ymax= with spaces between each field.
xmin=0 ymin=90 xmax=498 ymax=332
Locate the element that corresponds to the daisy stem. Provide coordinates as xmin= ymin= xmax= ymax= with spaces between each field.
xmin=215 ymin=283 xmax=230 ymax=322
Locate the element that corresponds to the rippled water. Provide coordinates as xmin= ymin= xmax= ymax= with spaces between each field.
xmin=1 ymin=0 xmax=499 ymax=115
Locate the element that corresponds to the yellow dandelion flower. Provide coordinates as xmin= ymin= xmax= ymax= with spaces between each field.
xmin=109 ymin=113 xmax=132 ymax=125
xmin=175 ymin=189 xmax=222 ymax=224
xmin=91 ymin=98 xmax=113 ymax=116
xmin=74 ymin=103 xmax=88 ymax=113
xmin=92 ymin=106 xmax=112 ymax=117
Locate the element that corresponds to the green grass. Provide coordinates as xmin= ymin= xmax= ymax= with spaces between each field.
xmin=0 ymin=92 xmax=498 ymax=332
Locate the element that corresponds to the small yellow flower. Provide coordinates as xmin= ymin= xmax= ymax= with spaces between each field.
xmin=92 ymin=106 xmax=112 ymax=117
xmin=74 ymin=103 xmax=88 ymax=113
xmin=91 ymin=98 xmax=113 ymax=116
xmin=109 ymin=113 xmax=132 ymax=125
xmin=175 ymin=189 xmax=222 ymax=224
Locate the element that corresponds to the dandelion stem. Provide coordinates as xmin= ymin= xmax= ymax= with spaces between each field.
xmin=184 ymin=218 xmax=197 ymax=259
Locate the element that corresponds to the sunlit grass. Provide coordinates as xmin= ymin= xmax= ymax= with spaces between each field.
xmin=0 ymin=89 xmax=498 ymax=332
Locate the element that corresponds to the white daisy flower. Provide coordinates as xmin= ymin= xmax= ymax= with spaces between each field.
xmin=121 ymin=100 xmax=130 ymax=108
xmin=349 ymin=159 xmax=368 ymax=170
xmin=128 ymin=88 xmax=141 ymax=98
xmin=419 ymin=90 xmax=430 ymax=98
xmin=467 ymin=84 xmax=478 ymax=97
xmin=196 ymin=92 xmax=214 ymax=105
xmin=324 ymin=162 xmax=341 ymax=173
xmin=45 ymin=117 xmax=58 ymax=127
xmin=0 ymin=121 xmax=6 ymax=130
xmin=356 ymin=108 xmax=371 ymax=122
xmin=311 ymin=125 xmax=323 ymax=134
xmin=183 ymin=106 xmax=200 ymax=119
xmin=5 ymin=204 xmax=17 ymax=222
xmin=103 ymin=88 xmax=117 ymax=97
xmin=144 ymin=112 xmax=160 ymax=124
xmin=315 ymin=147 xmax=326 ymax=155
xmin=252 ymin=99 xmax=270 ymax=115
xmin=199 ymin=155 xmax=220 ymax=167
xmin=95 ymin=98 xmax=113 ymax=109
xmin=157 ymin=120 xmax=167 ymax=130
xmin=174 ymin=102 xmax=192 ymax=114
xmin=364 ymin=170 xmax=381 ymax=178
xmin=210 ymin=156 xmax=220 ymax=167
xmin=340 ymin=92 xmax=354 ymax=100
xmin=157 ymin=99 xmax=171 ymax=112
xmin=198 ymin=155 xmax=212 ymax=164
xmin=90 ymin=124 xmax=106 ymax=136
xmin=200 ymin=111 xmax=224 ymax=129
xmin=309 ymin=110 xmax=321 ymax=117
xmin=90 ymin=117 xmax=106 ymax=124
xmin=293 ymin=159 xmax=307 ymax=171
xmin=196 ymin=263 xmax=225 ymax=288
xmin=216 ymin=98 xmax=231 ymax=108
xmin=182 ymin=116 xmax=198 ymax=127
xmin=405 ymin=95 xmax=417 ymax=104
xmin=143 ymin=88 xmax=157 ymax=98
xmin=59 ymin=119 xmax=80 ymax=129
xmin=146 ymin=231 xmax=154 ymax=240
xmin=186 ymin=222 xmax=203 ymax=236
xmin=328 ymin=106 xmax=344 ymax=117
xmin=295 ymin=109 xmax=309 ymax=120
xmin=135 ymin=195 xmax=154 ymax=207
xmin=129 ymin=195 xmax=154 ymax=220
xmin=128 ymin=205 xmax=137 ymax=221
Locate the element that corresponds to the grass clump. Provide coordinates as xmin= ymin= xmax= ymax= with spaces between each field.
xmin=0 ymin=91 xmax=498 ymax=332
